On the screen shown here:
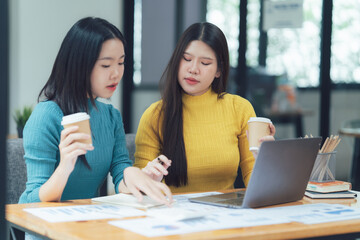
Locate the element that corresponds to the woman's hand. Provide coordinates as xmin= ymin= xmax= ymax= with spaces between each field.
xmin=259 ymin=123 xmax=276 ymax=142
xmin=120 ymin=166 xmax=173 ymax=206
xmin=142 ymin=155 xmax=172 ymax=182
xmin=249 ymin=123 xmax=276 ymax=159
xmin=58 ymin=126 xmax=94 ymax=173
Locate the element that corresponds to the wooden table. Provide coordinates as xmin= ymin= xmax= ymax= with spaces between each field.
xmin=339 ymin=127 xmax=360 ymax=191
xmin=6 ymin=191 xmax=360 ymax=240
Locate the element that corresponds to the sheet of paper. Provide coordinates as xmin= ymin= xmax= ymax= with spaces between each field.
xmin=254 ymin=203 xmax=360 ymax=224
xmin=146 ymin=191 xmax=235 ymax=221
xmin=109 ymin=209 xmax=289 ymax=237
xmin=92 ymin=193 xmax=165 ymax=209
xmin=263 ymin=0 xmax=303 ymax=30
xmin=24 ymin=204 xmax=145 ymax=222
xmin=109 ymin=209 xmax=287 ymax=237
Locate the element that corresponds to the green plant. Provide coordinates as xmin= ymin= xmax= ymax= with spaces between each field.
xmin=13 ymin=105 xmax=33 ymax=129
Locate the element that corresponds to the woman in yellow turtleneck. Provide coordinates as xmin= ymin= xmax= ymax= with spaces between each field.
xmin=134 ymin=22 xmax=275 ymax=194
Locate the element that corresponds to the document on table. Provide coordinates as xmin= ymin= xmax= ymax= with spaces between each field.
xmin=255 ymin=203 xmax=360 ymax=224
xmin=146 ymin=192 xmax=236 ymax=220
xmin=108 ymin=192 xmax=360 ymax=237
xmin=170 ymin=191 xmax=227 ymax=212
xmin=109 ymin=209 xmax=289 ymax=237
xmin=109 ymin=192 xmax=290 ymax=237
xmin=92 ymin=193 xmax=166 ymax=209
xmin=23 ymin=192 xmax=222 ymax=223
xmin=24 ymin=204 xmax=145 ymax=222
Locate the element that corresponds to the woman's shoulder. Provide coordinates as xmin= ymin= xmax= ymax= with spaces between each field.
xmin=142 ymin=100 xmax=163 ymax=118
xmin=221 ymin=93 xmax=256 ymax=125
xmin=221 ymin=93 xmax=253 ymax=109
xmin=23 ymin=101 xmax=63 ymax=139
xmin=36 ymin=100 xmax=62 ymax=111
xmin=137 ymin=100 xmax=163 ymax=130
xmin=31 ymin=101 xmax=63 ymax=122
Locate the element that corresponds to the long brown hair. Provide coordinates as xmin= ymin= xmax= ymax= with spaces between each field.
xmin=159 ymin=22 xmax=230 ymax=187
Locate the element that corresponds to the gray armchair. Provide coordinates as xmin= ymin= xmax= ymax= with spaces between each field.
xmin=6 ymin=138 xmax=26 ymax=204
xmin=125 ymin=133 xmax=136 ymax=163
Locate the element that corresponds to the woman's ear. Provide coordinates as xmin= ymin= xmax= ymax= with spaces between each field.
xmin=215 ymin=70 xmax=221 ymax=78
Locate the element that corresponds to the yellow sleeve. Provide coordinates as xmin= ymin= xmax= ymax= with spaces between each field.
xmin=134 ymin=102 xmax=162 ymax=169
xmin=235 ymin=98 xmax=256 ymax=186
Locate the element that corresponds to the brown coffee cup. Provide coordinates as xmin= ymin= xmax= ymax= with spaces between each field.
xmin=61 ymin=112 xmax=92 ymax=145
xmin=247 ymin=117 xmax=272 ymax=151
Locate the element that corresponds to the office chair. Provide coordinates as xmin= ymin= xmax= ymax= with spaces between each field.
xmin=6 ymin=138 xmax=26 ymax=204
xmin=125 ymin=133 xmax=136 ymax=163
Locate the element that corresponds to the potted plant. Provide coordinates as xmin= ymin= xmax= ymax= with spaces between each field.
xmin=13 ymin=105 xmax=33 ymax=138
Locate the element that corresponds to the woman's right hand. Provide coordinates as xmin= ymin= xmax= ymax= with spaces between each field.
xmin=58 ymin=126 xmax=94 ymax=173
xmin=142 ymin=155 xmax=172 ymax=181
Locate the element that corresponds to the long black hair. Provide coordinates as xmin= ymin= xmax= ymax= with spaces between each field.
xmin=38 ymin=17 xmax=126 ymax=115
xmin=160 ymin=22 xmax=230 ymax=187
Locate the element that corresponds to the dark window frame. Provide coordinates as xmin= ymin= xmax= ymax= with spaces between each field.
xmin=0 ymin=0 xmax=9 ymax=237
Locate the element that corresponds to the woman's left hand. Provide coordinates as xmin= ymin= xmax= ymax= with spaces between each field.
xmin=120 ymin=166 xmax=173 ymax=206
xmin=250 ymin=123 xmax=276 ymax=159
xmin=259 ymin=123 xmax=276 ymax=142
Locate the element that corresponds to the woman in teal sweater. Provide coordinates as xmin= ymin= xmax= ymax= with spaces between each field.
xmin=19 ymin=17 xmax=172 ymax=205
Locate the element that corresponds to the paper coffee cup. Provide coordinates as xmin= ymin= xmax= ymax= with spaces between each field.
xmin=247 ymin=117 xmax=272 ymax=151
xmin=61 ymin=112 xmax=92 ymax=145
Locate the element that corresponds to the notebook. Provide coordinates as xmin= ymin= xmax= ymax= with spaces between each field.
xmin=189 ymin=137 xmax=322 ymax=208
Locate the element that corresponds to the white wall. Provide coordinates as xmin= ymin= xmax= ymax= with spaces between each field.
xmin=9 ymin=0 xmax=123 ymax=135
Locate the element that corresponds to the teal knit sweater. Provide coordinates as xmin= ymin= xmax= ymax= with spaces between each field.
xmin=19 ymin=99 xmax=132 ymax=203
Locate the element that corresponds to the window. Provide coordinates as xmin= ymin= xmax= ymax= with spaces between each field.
xmin=133 ymin=0 xmax=142 ymax=86
xmin=143 ymin=0 xmax=360 ymax=88
xmin=247 ymin=0 xmax=260 ymax=67
xmin=331 ymin=1 xmax=360 ymax=84
xmin=266 ymin=0 xmax=322 ymax=87
xmin=206 ymin=0 xmax=240 ymax=67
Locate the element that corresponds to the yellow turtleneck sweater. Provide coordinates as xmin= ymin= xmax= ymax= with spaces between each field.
xmin=134 ymin=89 xmax=256 ymax=193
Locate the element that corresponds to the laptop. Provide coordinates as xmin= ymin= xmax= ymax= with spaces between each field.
xmin=189 ymin=137 xmax=322 ymax=208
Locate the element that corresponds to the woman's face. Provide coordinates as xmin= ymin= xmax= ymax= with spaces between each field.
xmin=91 ymin=38 xmax=125 ymax=99
xmin=178 ymin=40 xmax=220 ymax=96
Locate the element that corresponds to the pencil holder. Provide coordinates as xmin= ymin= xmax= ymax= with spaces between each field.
xmin=309 ymin=151 xmax=336 ymax=182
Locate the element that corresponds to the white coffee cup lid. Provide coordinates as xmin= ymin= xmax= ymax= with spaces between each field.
xmin=61 ymin=112 xmax=90 ymax=125
xmin=249 ymin=146 xmax=259 ymax=151
xmin=247 ymin=117 xmax=272 ymax=124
